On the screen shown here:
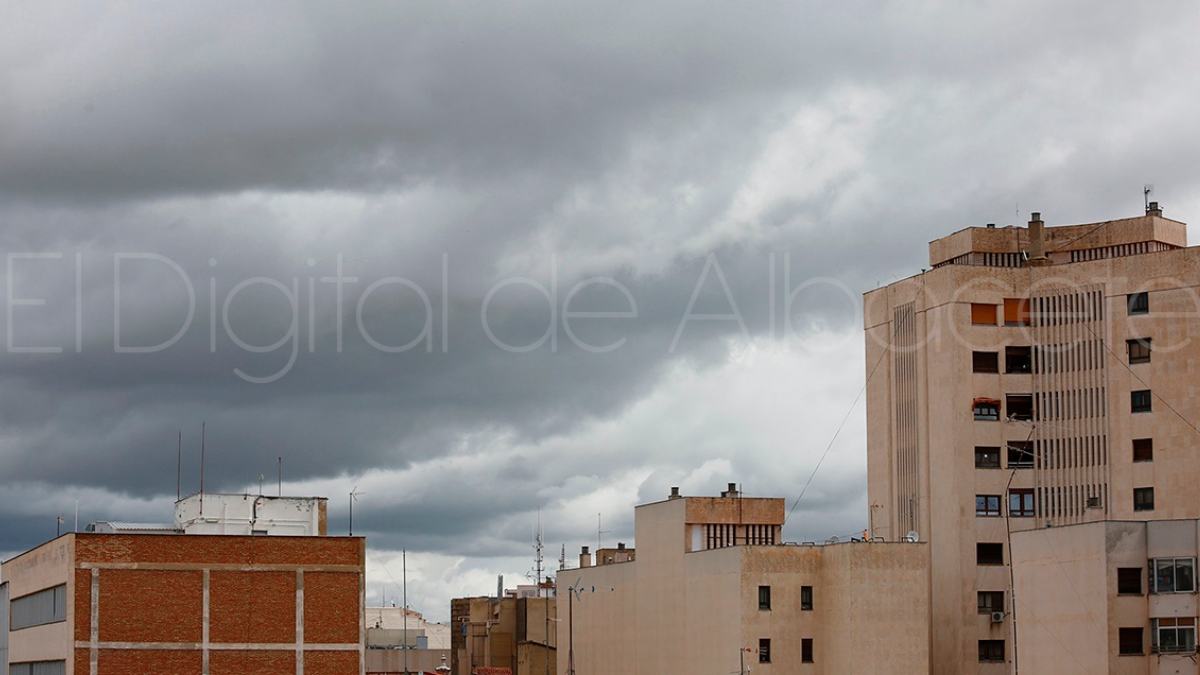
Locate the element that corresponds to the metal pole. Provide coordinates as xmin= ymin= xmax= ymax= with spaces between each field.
xmin=568 ymin=587 xmax=574 ymax=675
xmin=278 ymin=456 xmax=282 ymax=496
xmin=176 ymin=430 xmax=182 ymax=501
xmin=403 ymin=550 xmax=408 ymax=675
xmin=349 ymin=491 xmax=353 ymax=536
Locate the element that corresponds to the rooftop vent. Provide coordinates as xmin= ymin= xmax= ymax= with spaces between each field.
xmin=721 ymin=482 xmax=740 ymax=498
xmin=1148 ymin=201 xmax=1163 ymax=217
xmin=986 ymin=223 xmax=996 ymax=229
xmin=669 ymin=486 xmax=681 ymax=499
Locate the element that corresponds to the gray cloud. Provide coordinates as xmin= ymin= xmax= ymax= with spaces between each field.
xmin=3 ymin=1 xmax=1200 ymax=610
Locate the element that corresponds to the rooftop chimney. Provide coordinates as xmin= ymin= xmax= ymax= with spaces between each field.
xmin=579 ymin=546 xmax=591 ymax=568
xmin=986 ymin=223 xmax=996 ymax=229
xmin=721 ymin=482 xmax=739 ymax=498
xmin=617 ymin=542 xmax=626 ymax=550
xmin=1028 ymin=212 xmax=1049 ymax=266
xmin=1148 ymin=201 xmax=1163 ymax=217
xmin=669 ymin=486 xmax=681 ymax=499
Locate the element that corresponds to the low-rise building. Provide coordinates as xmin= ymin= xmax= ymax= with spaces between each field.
xmin=556 ymin=485 xmax=930 ymax=675
xmin=0 ymin=494 xmax=362 ymax=675
xmin=366 ymin=605 xmax=452 ymax=674
xmin=1012 ymin=518 xmax=1200 ymax=674
xmin=451 ymin=588 xmax=556 ymax=675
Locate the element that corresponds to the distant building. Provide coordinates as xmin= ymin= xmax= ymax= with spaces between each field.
xmin=555 ymin=485 xmax=930 ymax=674
xmin=1012 ymin=519 xmax=1200 ymax=673
xmin=365 ymin=605 xmax=452 ymax=675
xmin=0 ymin=494 xmax=362 ymax=675
xmin=450 ymin=584 xmax=556 ymax=675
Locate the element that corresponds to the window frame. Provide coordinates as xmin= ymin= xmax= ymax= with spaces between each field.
xmin=1007 ymin=441 xmax=1034 ymax=469
xmin=1117 ymin=567 xmax=1143 ymax=595
xmin=757 ymin=585 xmax=771 ymax=611
xmin=1009 ymin=489 xmax=1035 ymax=517
xmin=977 ymin=543 xmax=1004 ymax=566
xmin=1134 ymin=487 xmax=1155 ymax=512
xmin=1151 ymin=557 xmax=1196 ymax=594
xmin=1133 ymin=438 xmax=1153 ymax=463
xmin=973 ymin=351 xmax=1000 ymax=373
xmin=1005 ymin=345 xmax=1032 ymax=374
xmin=800 ymin=585 xmax=813 ymax=611
xmin=976 ymin=495 xmax=1002 ymax=517
xmin=975 ymin=446 xmax=1001 ymax=469
xmin=977 ymin=591 xmax=1005 ymax=614
xmin=971 ymin=303 xmax=998 ymax=326
xmin=1127 ymin=338 xmax=1152 ymax=364
xmin=974 ymin=399 xmax=1001 ymax=421
xmin=9 ymin=584 xmax=67 ymax=631
xmin=1131 ymin=390 xmax=1153 ymax=413
xmin=1128 ymin=292 xmax=1150 ymax=315
xmin=758 ymin=638 xmax=771 ymax=663
xmin=801 ymin=637 xmax=814 ymax=664
xmin=1119 ymin=627 xmax=1144 ymax=656
xmin=978 ymin=639 xmax=1005 ymax=663
xmin=1006 ymin=394 xmax=1034 ymax=421
xmin=1152 ymin=617 xmax=1196 ymax=654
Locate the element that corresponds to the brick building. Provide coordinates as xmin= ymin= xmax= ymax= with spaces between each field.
xmin=1 ymin=529 xmax=365 ymax=675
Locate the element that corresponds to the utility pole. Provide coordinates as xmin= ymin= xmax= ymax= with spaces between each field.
xmin=567 ymin=584 xmax=575 ymax=675
xmin=403 ymin=550 xmax=408 ymax=675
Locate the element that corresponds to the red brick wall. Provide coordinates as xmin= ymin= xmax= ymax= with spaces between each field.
xmin=98 ymin=649 xmax=202 ymax=675
xmin=75 ymin=568 xmax=91 ymax=641
xmin=98 ymin=569 xmax=203 ymax=643
xmin=210 ymin=649 xmax=296 ymax=675
xmin=305 ymin=650 xmax=360 ymax=675
xmin=304 ymin=571 xmax=360 ymax=644
xmin=75 ymin=533 xmax=363 ymax=566
xmin=209 ymin=571 xmax=296 ymax=643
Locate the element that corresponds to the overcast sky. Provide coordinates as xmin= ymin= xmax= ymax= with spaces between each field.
xmin=3 ymin=1 xmax=1200 ymax=621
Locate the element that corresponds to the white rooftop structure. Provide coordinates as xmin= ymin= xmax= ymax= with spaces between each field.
xmin=174 ymin=493 xmax=328 ymax=536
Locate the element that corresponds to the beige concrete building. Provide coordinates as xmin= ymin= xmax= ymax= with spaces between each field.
xmin=1012 ymin=519 xmax=1200 ymax=674
xmin=450 ymin=590 xmax=556 ymax=675
xmin=555 ymin=485 xmax=930 ymax=675
xmin=864 ymin=204 xmax=1200 ymax=672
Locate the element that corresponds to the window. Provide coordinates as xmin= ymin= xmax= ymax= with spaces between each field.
xmin=1006 ymin=394 xmax=1034 ymax=421
xmin=1127 ymin=338 xmax=1152 ymax=364
xmin=801 ymin=585 xmax=813 ymax=611
xmin=1005 ymin=346 xmax=1032 ymax=373
xmin=10 ymin=584 xmax=67 ymax=631
xmin=1007 ymin=441 xmax=1034 ymax=468
xmin=976 ymin=495 xmax=1001 ymax=517
xmin=972 ymin=303 xmax=998 ymax=326
xmin=758 ymin=585 xmax=771 ymax=610
xmin=801 ymin=638 xmax=814 ymax=663
xmin=1118 ymin=568 xmax=1143 ymax=595
xmin=973 ymin=351 xmax=999 ymax=373
xmin=978 ymin=639 xmax=1005 ymax=663
xmin=977 ymin=591 xmax=1005 ymax=614
xmin=1009 ymin=489 xmax=1035 ymax=517
xmin=1119 ymin=627 xmax=1144 ymax=655
xmin=1128 ymin=292 xmax=1149 ymax=315
xmin=975 ymin=446 xmax=1001 ymax=469
xmin=1003 ymin=298 xmax=1031 ymax=326
xmin=974 ymin=398 xmax=1001 ymax=421
xmin=1153 ymin=618 xmax=1196 ymax=654
xmin=977 ymin=543 xmax=1004 ymax=566
xmin=1133 ymin=438 xmax=1153 ymax=462
xmin=10 ymin=663 xmax=67 ymax=675
xmin=1132 ymin=390 xmax=1152 ymax=413
xmin=758 ymin=638 xmax=771 ymax=663
xmin=1152 ymin=558 xmax=1196 ymax=593
xmin=1134 ymin=487 xmax=1155 ymax=512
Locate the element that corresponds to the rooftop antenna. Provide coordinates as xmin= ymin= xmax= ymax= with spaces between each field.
xmin=257 ymin=473 xmax=265 ymax=496
xmin=277 ymin=456 xmax=283 ymax=496
xmin=56 ymin=515 xmax=64 ymax=537
xmin=176 ymin=430 xmax=182 ymax=501
xmin=1144 ymin=184 xmax=1154 ymax=213
xmin=531 ymin=511 xmax=545 ymax=598
xmin=199 ymin=421 xmax=206 ymax=516
xmin=597 ymin=513 xmax=610 ymax=552
xmin=348 ymin=485 xmax=364 ymax=535
xmin=559 ymin=544 xmax=566 ymax=571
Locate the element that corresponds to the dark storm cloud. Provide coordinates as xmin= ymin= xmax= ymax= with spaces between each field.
xmin=3 ymin=1 xmax=1200 ymax=584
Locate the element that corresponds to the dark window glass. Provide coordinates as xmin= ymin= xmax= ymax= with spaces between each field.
xmin=1009 ymin=489 xmax=1035 ymax=517
xmin=1134 ymin=487 xmax=1155 ymax=512
xmin=1006 ymin=394 xmax=1034 ymax=421
xmin=1005 ymin=346 xmax=1032 ymax=373
xmin=973 ymin=351 xmax=999 ymax=373
xmin=801 ymin=585 xmax=813 ymax=611
xmin=974 ymin=400 xmax=1001 ymax=421
xmin=1133 ymin=438 xmax=1153 ymax=462
xmin=758 ymin=638 xmax=771 ymax=663
xmin=1153 ymin=558 xmax=1196 ymax=593
xmin=1128 ymin=292 xmax=1149 ymax=315
xmin=1007 ymin=441 xmax=1034 ymax=468
xmin=977 ymin=543 xmax=1004 ymax=565
xmin=1119 ymin=627 xmax=1144 ymax=655
xmin=1127 ymin=338 xmax=1152 ymax=364
xmin=1117 ymin=568 xmax=1143 ymax=595
xmin=1132 ymin=390 xmax=1152 ymax=413
xmin=801 ymin=638 xmax=814 ymax=663
xmin=975 ymin=446 xmax=1001 ymax=469
xmin=977 ymin=591 xmax=1004 ymax=614
xmin=757 ymin=585 xmax=770 ymax=610
xmin=978 ymin=639 xmax=1005 ymax=663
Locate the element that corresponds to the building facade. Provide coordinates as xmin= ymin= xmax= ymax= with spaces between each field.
xmin=1012 ymin=519 xmax=1200 ymax=674
xmin=864 ymin=205 xmax=1200 ymax=672
xmin=450 ymin=591 xmax=556 ymax=675
xmin=1 ymin=496 xmax=363 ymax=675
xmin=555 ymin=486 xmax=930 ymax=675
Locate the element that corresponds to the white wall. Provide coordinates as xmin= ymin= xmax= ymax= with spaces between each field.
xmin=175 ymin=494 xmax=324 ymax=535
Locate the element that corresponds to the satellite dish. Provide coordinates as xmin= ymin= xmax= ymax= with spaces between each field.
xmin=904 ymin=531 xmax=919 ymax=543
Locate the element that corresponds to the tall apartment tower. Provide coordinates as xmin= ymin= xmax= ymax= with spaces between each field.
xmin=863 ymin=204 xmax=1200 ymax=673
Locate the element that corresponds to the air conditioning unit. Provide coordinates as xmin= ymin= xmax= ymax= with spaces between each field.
xmin=991 ymin=611 xmax=1005 ymax=624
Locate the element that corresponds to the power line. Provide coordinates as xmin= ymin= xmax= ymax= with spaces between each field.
xmin=784 ymin=344 xmax=889 ymax=525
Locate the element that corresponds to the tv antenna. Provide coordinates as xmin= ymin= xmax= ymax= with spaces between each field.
xmin=597 ymin=513 xmax=610 ymax=551
xmin=348 ymin=486 xmax=365 ymax=535
xmin=1145 ymin=184 xmax=1154 ymax=212
xmin=529 ymin=511 xmax=545 ymax=597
